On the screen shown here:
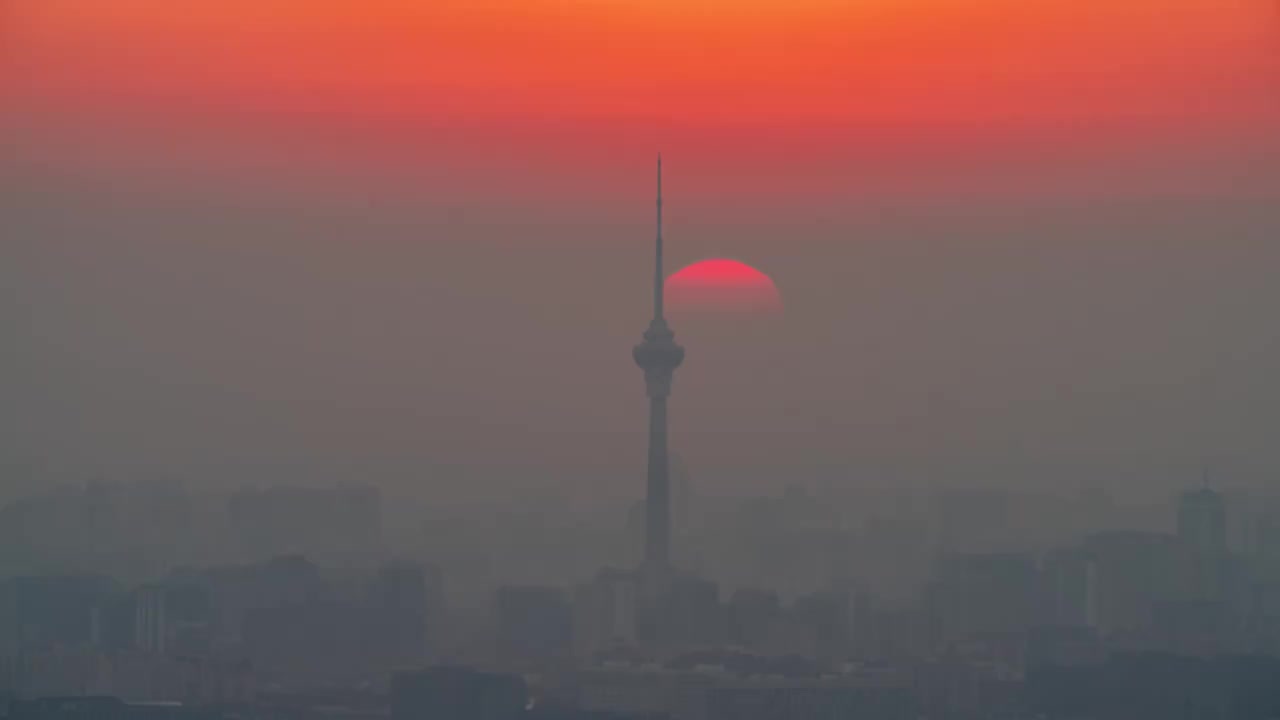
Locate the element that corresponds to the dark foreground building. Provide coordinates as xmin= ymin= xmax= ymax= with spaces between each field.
xmin=4 ymin=696 xmax=219 ymax=719
xmin=391 ymin=667 xmax=527 ymax=720
xmin=1025 ymin=653 xmax=1280 ymax=719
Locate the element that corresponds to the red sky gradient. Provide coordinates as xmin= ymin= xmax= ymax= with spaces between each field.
xmin=5 ymin=1 xmax=1280 ymax=491
xmin=4 ymin=0 xmax=1279 ymax=203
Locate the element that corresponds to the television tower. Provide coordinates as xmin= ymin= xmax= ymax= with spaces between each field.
xmin=633 ymin=156 xmax=685 ymax=582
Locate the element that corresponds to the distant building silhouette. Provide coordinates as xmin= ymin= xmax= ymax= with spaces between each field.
xmin=132 ymin=586 xmax=167 ymax=656
xmin=574 ymin=569 xmax=639 ymax=660
xmin=1178 ymin=485 xmax=1229 ymax=601
xmin=1080 ymin=531 xmax=1183 ymax=638
xmin=930 ymin=552 xmax=1038 ymax=643
xmin=1041 ymin=548 xmax=1099 ymax=629
xmin=495 ymin=586 xmax=573 ymax=665
xmin=727 ymin=588 xmax=782 ymax=651
xmin=373 ymin=562 xmax=437 ymax=664
xmin=1178 ymin=485 xmax=1227 ymax=559
xmin=648 ymin=575 xmax=723 ymax=651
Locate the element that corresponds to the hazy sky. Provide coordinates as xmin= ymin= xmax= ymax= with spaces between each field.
xmin=3 ymin=0 xmax=1279 ymax=501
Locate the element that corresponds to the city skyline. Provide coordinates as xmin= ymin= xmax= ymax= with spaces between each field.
xmin=4 ymin=3 xmax=1280 ymax=715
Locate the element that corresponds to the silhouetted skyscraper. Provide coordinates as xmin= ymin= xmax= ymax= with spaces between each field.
xmin=1178 ymin=485 xmax=1227 ymax=557
xmin=573 ymin=568 xmax=639 ymax=658
xmin=375 ymin=562 xmax=432 ymax=663
xmin=495 ymin=585 xmax=573 ymax=663
xmin=633 ymin=157 xmax=685 ymax=583
xmin=134 ymin=585 xmax=168 ymax=655
xmin=1178 ymin=484 xmax=1229 ymax=602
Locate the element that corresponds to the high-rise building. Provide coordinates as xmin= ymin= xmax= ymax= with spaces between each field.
xmin=632 ymin=156 xmax=685 ymax=587
xmin=133 ymin=585 xmax=168 ymax=655
xmin=727 ymin=588 xmax=782 ymax=650
xmin=931 ymin=553 xmax=1039 ymax=642
xmin=1178 ymin=486 xmax=1227 ymax=557
xmin=1177 ymin=485 xmax=1229 ymax=605
xmin=650 ymin=575 xmax=724 ymax=651
xmin=0 ymin=576 xmax=115 ymax=656
xmin=573 ymin=569 xmax=640 ymax=659
xmin=1081 ymin=531 xmax=1183 ymax=635
xmin=374 ymin=562 xmax=434 ymax=663
xmin=1041 ymin=549 xmax=1099 ymax=629
xmin=495 ymin=585 xmax=573 ymax=664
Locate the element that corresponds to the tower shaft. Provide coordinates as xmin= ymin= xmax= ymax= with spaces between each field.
xmin=633 ymin=155 xmax=684 ymax=583
xmin=645 ymin=396 xmax=671 ymax=572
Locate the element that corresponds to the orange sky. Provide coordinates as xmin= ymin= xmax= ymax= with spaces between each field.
xmin=4 ymin=0 xmax=1278 ymax=202
xmin=11 ymin=0 xmax=1277 ymax=122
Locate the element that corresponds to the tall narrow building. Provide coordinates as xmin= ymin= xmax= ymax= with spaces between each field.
xmin=633 ymin=156 xmax=685 ymax=582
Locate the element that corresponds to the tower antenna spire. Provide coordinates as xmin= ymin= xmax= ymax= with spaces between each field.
xmin=654 ymin=154 xmax=664 ymax=323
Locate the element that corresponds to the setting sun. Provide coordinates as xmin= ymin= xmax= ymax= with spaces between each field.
xmin=667 ymin=259 xmax=783 ymax=315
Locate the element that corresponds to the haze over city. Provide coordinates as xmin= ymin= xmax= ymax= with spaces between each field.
xmin=3 ymin=1 xmax=1280 ymax=719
